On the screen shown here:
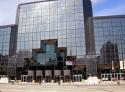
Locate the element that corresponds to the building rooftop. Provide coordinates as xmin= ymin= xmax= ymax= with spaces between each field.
xmin=19 ymin=0 xmax=92 ymax=6
xmin=0 ymin=24 xmax=16 ymax=28
xmin=93 ymin=15 xmax=125 ymax=20
xmin=19 ymin=0 xmax=56 ymax=6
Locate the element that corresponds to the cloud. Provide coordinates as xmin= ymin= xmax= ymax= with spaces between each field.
xmin=0 ymin=16 xmax=5 ymax=25
xmin=0 ymin=7 xmax=14 ymax=25
xmin=94 ymin=3 xmax=125 ymax=16
xmin=91 ymin=0 xmax=106 ymax=5
xmin=20 ymin=0 xmax=39 ymax=3
xmin=0 ymin=0 xmax=125 ymax=25
xmin=0 ymin=0 xmax=38 ymax=25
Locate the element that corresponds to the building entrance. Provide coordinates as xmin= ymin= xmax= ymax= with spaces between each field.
xmin=45 ymin=76 xmax=51 ymax=82
xmin=21 ymin=75 xmax=34 ymax=82
xmin=21 ymin=75 xmax=28 ymax=82
xmin=64 ymin=76 xmax=71 ymax=82
xmin=54 ymin=76 xmax=61 ymax=83
xmin=73 ymin=74 xmax=82 ymax=82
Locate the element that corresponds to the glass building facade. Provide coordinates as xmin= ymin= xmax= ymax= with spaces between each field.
xmin=0 ymin=25 xmax=17 ymax=75
xmin=16 ymin=0 xmax=93 ymax=69
xmin=90 ymin=15 xmax=125 ymax=73
xmin=1 ymin=0 xmax=125 ymax=81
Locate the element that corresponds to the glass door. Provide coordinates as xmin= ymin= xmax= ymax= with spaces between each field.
xmin=73 ymin=74 xmax=82 ymax=82
xmin=21 ymin=75 xmax=28 ymax=82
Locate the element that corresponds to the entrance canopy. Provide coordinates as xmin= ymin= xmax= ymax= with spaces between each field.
xmin=36 ymin=70 xmax=43 ymax=76
xmin=45 ymin=70 xmax=52 ymax=76
xmin=28 ymin=70 xmax=34 ymax=76
xmin=54 ymin=70 xmax=61 ymax=76
xmin=64 ymin=70 xmax=70 ymax=76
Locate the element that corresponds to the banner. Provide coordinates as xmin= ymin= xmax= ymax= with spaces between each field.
xmin=65 ymin=61 xmax=76 ymax=65
xmin=120 ymin=60 xmax=124 ymax=69
xmin=124 ymin=60 xmax=125 ymax=69
xmin=65 ymin=61 xmax=73 ymax=65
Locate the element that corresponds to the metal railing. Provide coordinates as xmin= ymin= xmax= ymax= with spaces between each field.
xmin=101 ymin=73 xmax=124 ymax=81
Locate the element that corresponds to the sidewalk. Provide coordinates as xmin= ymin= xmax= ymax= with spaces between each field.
xmin=1 ymin=82 xmax=125 ymax=92
xmin=71 ymin=80 xmax=125 ymax=86
xmin=11 ymin=80 xmax=125 ymax=86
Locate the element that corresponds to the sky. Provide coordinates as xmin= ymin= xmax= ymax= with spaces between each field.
xmin=0 ymin=0 xmax=125 ymax=25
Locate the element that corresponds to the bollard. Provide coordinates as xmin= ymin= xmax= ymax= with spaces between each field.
xmin=117 ymin=81 xmax=120 ymax=85
xmin=39 ymin=81 xmax=41 ymax=85
xmin=11 ymin=80 xmax=14 ymax=84
xmin=58 ymin=80 xmax=61 ymax=85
